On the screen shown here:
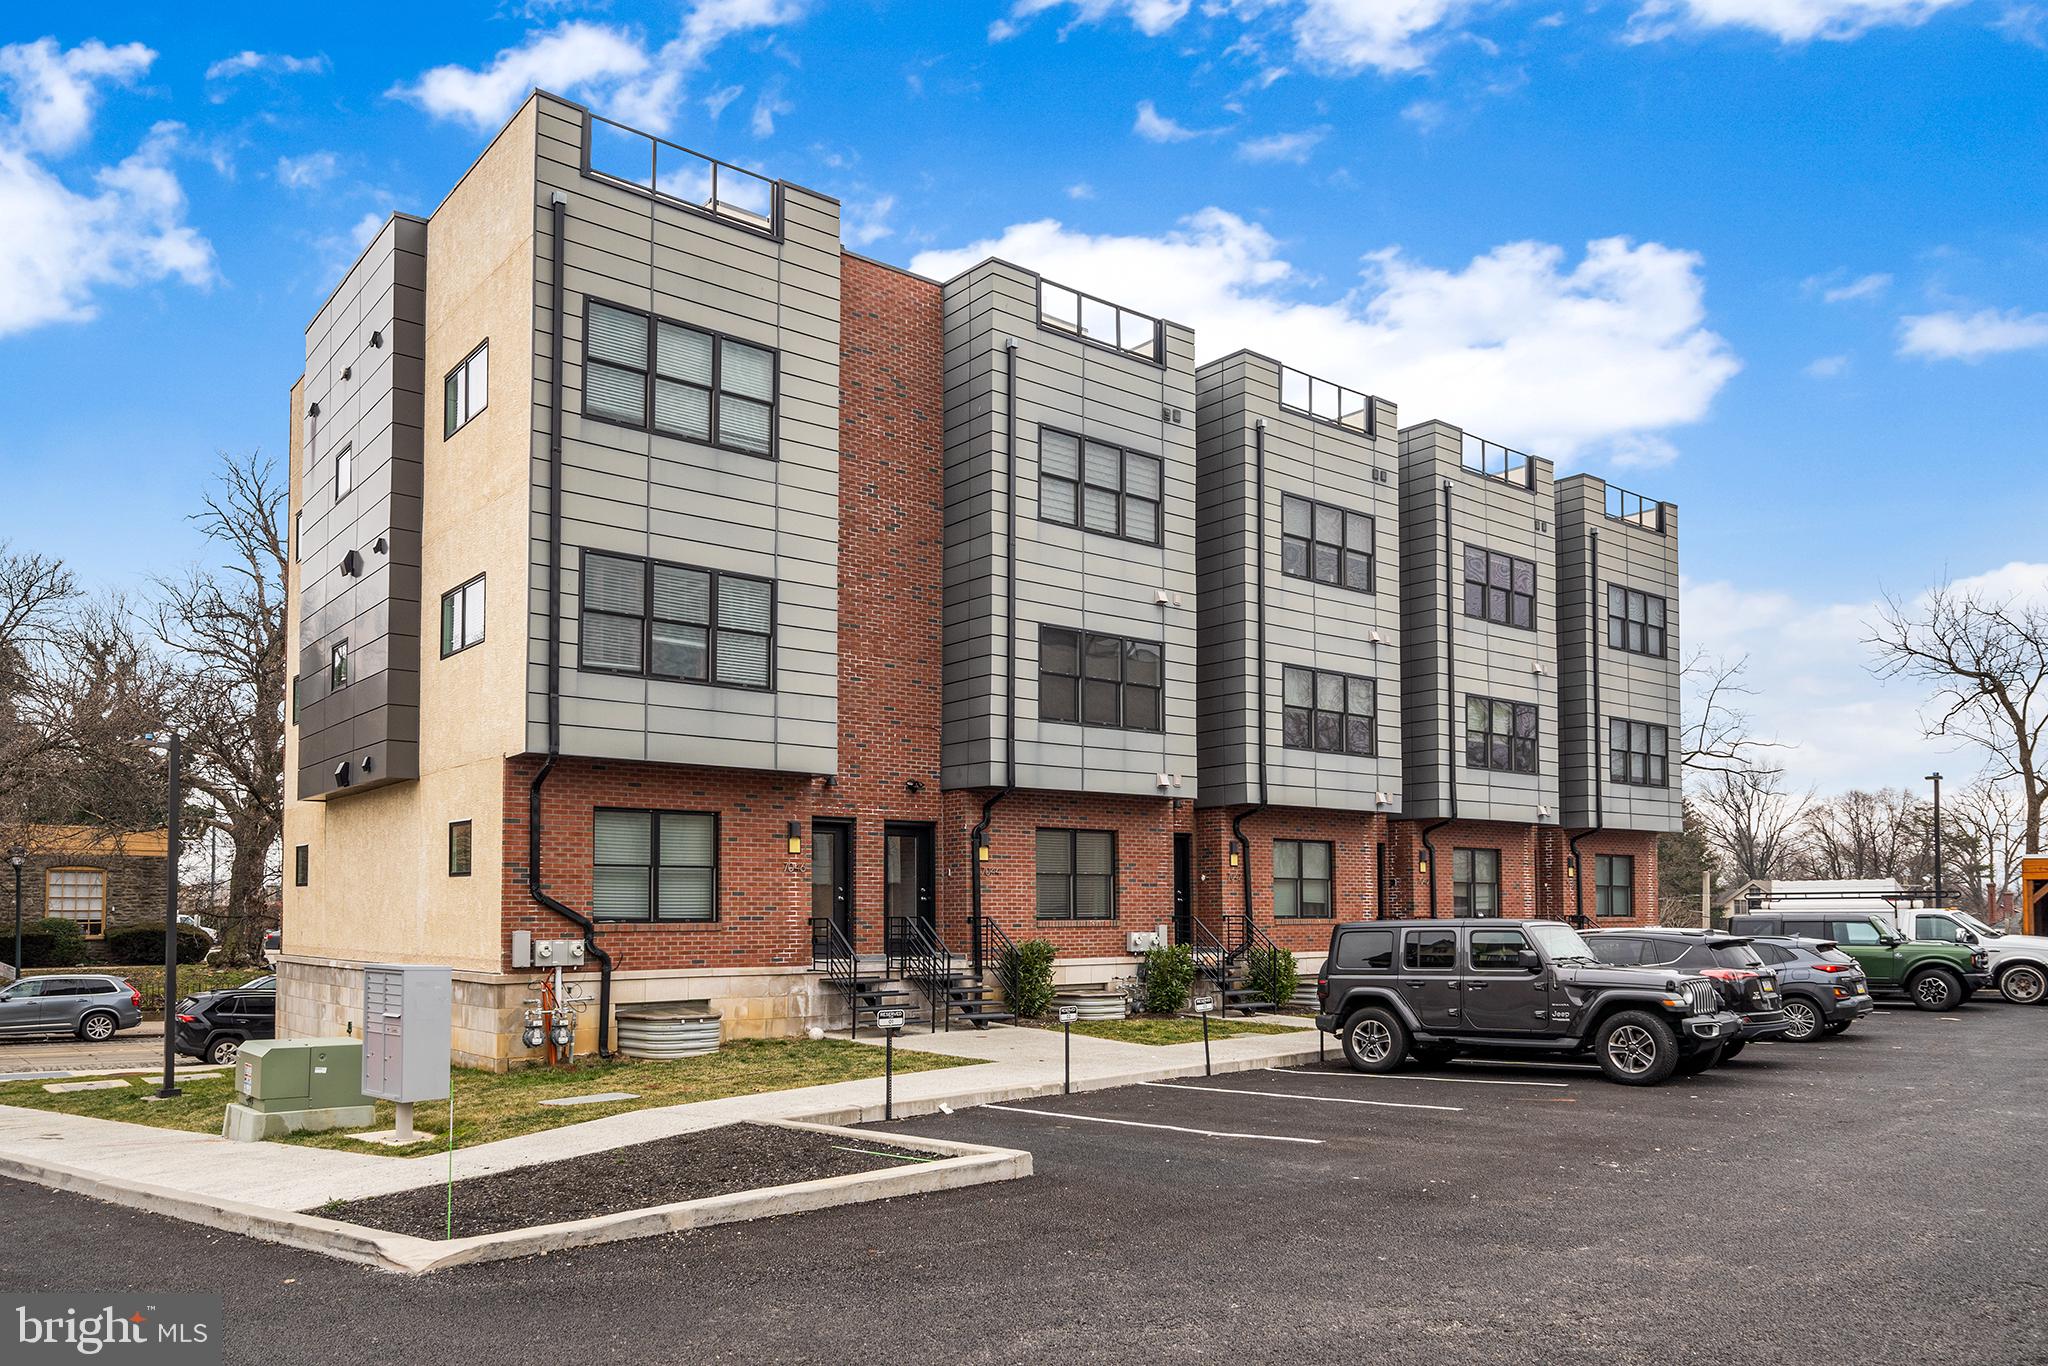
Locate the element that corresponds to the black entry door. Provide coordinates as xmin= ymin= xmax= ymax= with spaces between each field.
xmin=811 ymin=820 xmax=853 ymax=956
xmin=1173 ymin=833 xmax=1193 ymax=945
xmin=884 ymin=823 xmax=936 ymax=952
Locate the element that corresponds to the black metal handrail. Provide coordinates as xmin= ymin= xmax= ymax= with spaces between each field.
xmin=811 ymin=915 xmax=859 ymax=1038
xmin=979 ymin=915 xmax=1022 ymax=1010
xmin=1188 ymin=917 xmax=1234 ymax=1017
xmin=887 ymin=916 xmax=955 ymax=1033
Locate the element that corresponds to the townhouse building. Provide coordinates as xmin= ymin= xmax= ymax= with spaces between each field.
xmin=279 ymin=92 xmax=1681 ymax=1067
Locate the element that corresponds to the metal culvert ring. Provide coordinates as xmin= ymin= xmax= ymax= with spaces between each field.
xmin=615 ymin=1009 xmax=722 ymax=1059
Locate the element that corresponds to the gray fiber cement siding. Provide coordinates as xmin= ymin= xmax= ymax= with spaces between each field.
xmin=527 ymin=93 xmax=841 ymax=775
xmin=1556 ymin=474 xmax=1682 ymax=832
xmin=1194 ymin=351 xmax=1403 ymax=811
xmin=940 ymin=259 xmax=1200 ymax=798
xmin=295 ymin=215 xmax=428 ymax=800
xmin=1398 ymin=421 xmax=1560 ymax=825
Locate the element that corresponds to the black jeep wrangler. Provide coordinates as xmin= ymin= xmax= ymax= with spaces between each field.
xmin=1315 ymin=918 xmax=1743 ymax=1086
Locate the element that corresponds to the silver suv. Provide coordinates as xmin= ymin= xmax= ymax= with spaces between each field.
xmin=0 ymin=974 xmax=145 ymax=1041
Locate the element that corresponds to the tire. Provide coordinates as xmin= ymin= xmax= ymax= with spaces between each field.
xmin=77 ymin=1011 xmax=117 ymax=1043
xmin=1821 ymin=1020 xmax=1852 ymax=1036
xmin=1594 ymin=1010 xmax=1680 ymax=1086
xmin=1907 ymin=968 xmax=1963 ymax=1012
xmin=1341 ymin=1007 xmax=1409 ymax=1074
xmin=1675 ymin=1045 xmax=1722 ymax=1076
xmin=207 ymin=1036 xmax=241 ymax=1067
xmin=1780 ymin=996 xmax=1825 ymax=1042
xmin=1720 ymin=1038 xmax=1747 ymax=1062
xmin=1998 ymin=963 xmax=2048 ymax=1006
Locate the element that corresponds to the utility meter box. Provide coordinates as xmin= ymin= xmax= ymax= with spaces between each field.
xmin=362 ymin=964 xmax=452 ymax=1103
xmin=236 ymin=1038 xmax=366 ymax=1113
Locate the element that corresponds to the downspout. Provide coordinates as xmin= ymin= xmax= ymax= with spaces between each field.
xmin=970 ymin=338 xmax=1020 ymax=976
xmin=1229 ymin=420 xmax=1270 ymax=950
xmin=1568 ymin=528 xmax=1604 ymax=927
xmin=528 ymin=191 xmax=616 ymax=1054
xmin=1417 ymin=478 xmax=1455 ymax=917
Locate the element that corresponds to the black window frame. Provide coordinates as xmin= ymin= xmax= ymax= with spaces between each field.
xmin=1461 ymin=544 xmax=1537 ymax=630
xmin=580 ymin=111 xmax=784 ymax=240
xmin=1034 ymin=828 xmax=1119 ymax=922
xmin=580 ymin=297 xmax=779 ymax=461
xmin=448 ymin=821 xmax=473 ymax=878
xmin=443 ymin=339 xmax=488 ymax=438
xmin=1464 ymin=695 xmax=1539 ymax=775
xmin=1452 ymin=847 xmax=1501 ymax=917
xmin=1034 ymin=278 xmax=1162 ymax=364
xmin=330 ymin=640 xmax=349 ymax=689
xmin=293 ymin=845 xmax=308 ymax=888
xmin=1280 ymin=493 xmax=1374 ymax=593
xmin=590 ymin=807 xmax=720 ymax=924
xmin=440 ymin=574 xmax=485 ymax=658
xmin=333 ymin=442 xmax=354 ymax=498
xmin=1273 ymin=838 xmax=1334 ymax=920
xmin=1606 ymin=585 xmax=1669 ymax=659
xmin=1282 ymin=665 xmax=1376 ymax=757
xmin=577 ymin=550 xmax=777 ymax=693
xmin=1608 ymin=718 xmax=1671 ymax=787
xmin=1036 ymin=427 xmax=1164 ymax=547
xmin=1278 ymin=364 xmax=1376 ymax=436
xmin=1469 ymin=927 xmax=1531 ymax=972
xmin=1403 ymin=927 xmax=1458 ymax=970
xmin=1595 ymin=853 xmax=1635 ymax=919
xmin=1335 ymin=927 xmax=1395 ymax=971
xmin=1036 ymin=626 xmax=1163 ymax=733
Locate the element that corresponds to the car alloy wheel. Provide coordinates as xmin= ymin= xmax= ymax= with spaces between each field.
xmin=1606 ymin=1024 xmax=1658 ymax=1075
xmin=1349 ymin=1015 xmax=1395 ymax=1065
xmin=209 ymin=1038 xmax=240 ymax=1067
xmin=1781 ymin=999 xmax=1821 ymax=1041
xmin=80 ymin=1013 xmax=116 ymax=1042
xmin=2000 ymin=965 xmax=2047 ymax=1006
xmin=1913 ymin=973 xmax=1956 ymax=1010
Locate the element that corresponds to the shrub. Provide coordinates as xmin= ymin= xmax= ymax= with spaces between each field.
xmin=18 ymin=917 xmax=87 ymax=968
xmin=1141 ymin=943 xmax=1196 ymax=1014
xmin=103 ymin=925 xmax=213 ymax=965
xmin=997 ymin=938 xmax=1056 ymax=1019
xmin=1245 ymin=944 xmax=1300 ymax=1010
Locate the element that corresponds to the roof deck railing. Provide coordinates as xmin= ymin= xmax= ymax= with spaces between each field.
xmin=583 ymin=113 xmax=780 ymax=238
xmin=1036 ymin=277 xmax=1162 ymax=363
xmin=1604 ymin=483 xmax=1668 ymax=533
xmin=1278 ymin=364 xmax=1376 ymax=437
xmin=1461 ymin=432 xmax=1534 ymax=490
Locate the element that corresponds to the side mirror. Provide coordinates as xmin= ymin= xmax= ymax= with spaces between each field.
xmin=1963 ymin=931 xmax=1980 ymax=945
xmin=1517 ymin=948 xmax=1543 ymax=973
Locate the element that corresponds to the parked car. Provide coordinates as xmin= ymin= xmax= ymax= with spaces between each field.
xmin=1584 ymin=928 xmax=1792 ymax=1061
xmin=261 ymin=929 xmax=282 ymax=967
xmin=1887 ymin=907 xmax=2048 ymax=1006
xmin=1746 ymin=937 xmax=1875 ymax=1040
xmin=0 ymin=974 xmax=144 ymax=1042
xmin=239 ymin=974 xmax=276 ymax=993
xmin=1725 ymin=910 xmax=1990 ymax=1010
xmin=1315 ymin=918 xmax=1742 ymax=1086
xmin=172 ymin=988 xmax=276 ymax=1066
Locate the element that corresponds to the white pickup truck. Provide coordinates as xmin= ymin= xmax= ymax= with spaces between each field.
xmin=1877 ymin=907 xmax=2048 ymax=1005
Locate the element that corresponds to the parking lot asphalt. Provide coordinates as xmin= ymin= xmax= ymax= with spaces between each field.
xmin=2 ymin=1002 xmax=2044 ymax=1366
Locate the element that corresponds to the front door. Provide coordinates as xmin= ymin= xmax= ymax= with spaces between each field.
xmin=1400 ymin=926 xmax=1463 ymax=1031
xmin=811 ymin=820 xmax=853 ymax=957
xmin=1173 ymin=833 xmax=1193 ymax=945
xmin=1830 ymin=917 xmax=1900 ymax=985
xmin=884 ymin=823 xmax=936 ymax=953
xmin=1462 ymin=927 xmax=1549 ymax=1033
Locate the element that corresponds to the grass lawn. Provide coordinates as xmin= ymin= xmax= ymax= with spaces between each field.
xmin=0 ymin=1038 xmax=975 ymax=1158
xmin=1063 ymin=1017 xmax=1299 ymax=1046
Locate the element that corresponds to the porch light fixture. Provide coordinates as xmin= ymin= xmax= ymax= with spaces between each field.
xmin=1417 ymin=854 xmax=1430 ymax=876
xmin=977 ymin=838 xmax=990 ymax=863
xmin=786 ymin=821 xmax=802 ymax=855
xmin=1229 ymin=844 xmax=1241 ymax=869
xmin=1566 ymin=858 xmax=1578 ymax=880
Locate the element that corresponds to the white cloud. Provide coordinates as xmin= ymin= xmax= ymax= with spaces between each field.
xmin=1816 ymin=270 xmax=1892 ymax=303
xmin=703 ymin=82 xmax=745 ymax=118
xmin=1237 ymin=125 xmax=1329 ymax=162
xmin=844 ymin=193 xmax=896 ymax=247
xmin=1609 ymin=433 xmax=1679 ymax=469
xmin=1401 ymin=99 xmax=1450 ymax=131
xmin=275 ymin=150 xmax=339 ymax=190
xmin=1291 ymin=0 xmax=1482 ymax=74
xmin=1626 ymin=0 xmax=1969 ymax=42
xmin=910 ymin=209 xmax=1739 ymax=459
xmin=750 ymin=80 xmax=792 ymax=136
xmin=991 ymin=0 xmax=1195 ymax=40
xmin=1804 ymin=353 xmax=1850 ymax=378
xmin=1996 ymin=4 xmax=2048 ymax=46
xmin=1897 ymin=307 xmax=2048 ymax=361
xmin=202 ymin=50 xmax=328 ymax=95
xmin=1133 ymin=98 xmax=1214 ymax=142
xmin=1066 ymin=181 xmax=1096 ymax=199
xmin=0 ymin=36 xmax=153 ymax=154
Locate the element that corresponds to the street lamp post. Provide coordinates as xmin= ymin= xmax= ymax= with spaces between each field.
xmin=154 ymin=733 xmax=182 ymax=1100
xmin=1925 ymin=772 xmax=1944 ymax=910
xmin=8 ymin=847 xmax=24 ymax=980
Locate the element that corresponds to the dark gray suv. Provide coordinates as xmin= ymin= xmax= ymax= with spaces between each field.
xmin=0 ymin=974 xmax=145 ymax=1041
xmin=1746 ymin=937 xmax=1874 ymax=1040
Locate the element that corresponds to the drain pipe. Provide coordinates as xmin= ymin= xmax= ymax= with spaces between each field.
xmin=970 ymin=338 xmax=1020 ymax=976
xmin=528 ymin=191 xmax=615 ymax=1054
xmin=1568 ymin=529 xmax=1605 ymax=928
xmin=1230 ymin=420 xmax=1270 ymax=949
xmin=1416 ymin=478 xmax=1456 ymax=918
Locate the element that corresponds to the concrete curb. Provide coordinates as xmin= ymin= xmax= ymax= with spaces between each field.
xmin=0 ymin=1119 xmax=1029 ymax=1276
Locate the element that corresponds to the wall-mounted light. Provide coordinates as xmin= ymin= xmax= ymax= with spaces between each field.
xmin=1566 ymin=858 xmax=1579 ymax=879
xmin=786 ymin=821 xmax=802 ymax=855
xmin=369 ymin=329 xmax=383 ymax=348
xmin=906 ymin=779 xmax=924 ymax=794
xmin=977 ymin=837 xmax=990 ymax=863
xmin=307 ymin=401 xmax=320 ymax=418
xmin=1417 ymin=854 xmax=1430 ymax=876
xmin=1229 ymin=843 xmax=1241 ymax=868
xmin=341 ymin=366 xmax=352 ymax=382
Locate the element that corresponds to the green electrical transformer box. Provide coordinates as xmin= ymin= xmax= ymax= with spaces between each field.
xmin=235 ymin=1038 xmax=368 ymax=1114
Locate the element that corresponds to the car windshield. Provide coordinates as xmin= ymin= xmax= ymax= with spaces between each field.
xmin=1526 ymin=922 xmax=1598 ymax=962
xmin=1820 ymin=948 xmax=1857 ymax=966
xmin=1707 ymin=943 xmax=1765 ymax=968
xmin=1954 ymin=911 xmax=2002 ymax=937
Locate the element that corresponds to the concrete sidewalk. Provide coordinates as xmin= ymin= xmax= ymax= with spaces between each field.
xmin=0 ymin=1015 xmax=1326 ymax=1213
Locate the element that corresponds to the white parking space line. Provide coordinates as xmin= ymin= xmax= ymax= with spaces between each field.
xmin=983 ymin=1104 xmax=1325 ymax=1145
xmin=1141 ymin=1081 xmax=1463 ymax=1113
xmin=1270 ymin=1067 xmax=1567 ymax=1090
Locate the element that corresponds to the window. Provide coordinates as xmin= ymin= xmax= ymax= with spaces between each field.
xmin=583 ymin=299 xmax=776 ymax=458
xmin=1609 ymin=719 xmax=1670 ymax=787
xmin=1461 ymin=545 xmax=1536 ymax=629
xmin=1036 ymin=279 xmax=1159 ymax=361
xmin=1595 ymin=854 xmax=1635 ymax=919
xmin=591 ymin=809 xmax=716 ymax=922
xmin=1593 ymin=936 xmax=1644 ymax=966
xmin=334 ymin=443 xmax=354 ymax=497
xmin=294 ymin=512 xmax=301 ymax=563
xmin=444 ymin=340 xmax=488 ymax=437
xmin=1037 ymin=627 xmax=1162 ymax=731
xmin=1607 ymin=586 xmax=1668 ymax=658
xmin=1830 ymin=919 xmax=1884 ymax=946
xmin=1465 ymin=696 xmax=1538 ymax=775
xmin=448 ymin=821 xmax=473 ymax=878
xmin=1035 ymin=829 xmax=1117 ymax=920
xmin=45 ymin=869 xmax=106 ymax=938
xmin=1283 ymin=667 xmax=1375 ymax=757
xmin=1915 ymin=915 xmax=1965 ymax=943
xmin=441 ymin=576 xmax=485 ymax=657
xmin=1038 ymin=429 xmax=1163 ymax=545
xmin=579 ymin=551 xmax=774 ymax=690
xmin=291 ymin=676 xmax=300 ymax=725
xmin=1470 ymin=928 xmax=1531 ymax=972
xmin=1278 ymin=365 xmax=1373 ymax=435
xmin=1404 ymin=928 xmax=1457 ymax=970
xmin=1281 ymin=495 xmax=1373 ymax=592
xmin=293 ymin=846 xmax=308 ymax=888
xmin=1334 ymin=928 xmax=1394 ymax=971
xmin=1273 ymin=840 xmax=1333 ymax=919
xmin=1452 ymin=848 xmax=1500 ymax=917
xmin=330 ymin=641 xmax=349 ymax=689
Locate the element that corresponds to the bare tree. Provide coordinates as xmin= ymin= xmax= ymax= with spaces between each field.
xmin=1680 ymin=648 xmax=1786 ymax=779
xmin=1798 ymin=787 xmax=1926 ymax=883
xmin=1869 ymin=579 xmax=2048 ymax=855
xmin=9 ymin=595 xmax=172 ymax=832
xmin=0 ymin=545 xmax=80 ymax=838
xmin=1945 ymin=779 xmax=2028 ymax=921
xmin=1696 ymin=768 xmax=1813 ymax=884
xmin=153 ymin=453 xmax=287 ymax=964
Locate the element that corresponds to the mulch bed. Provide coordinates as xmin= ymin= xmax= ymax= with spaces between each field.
xmin=322 ymin=1123 xmax=936 ymax=1240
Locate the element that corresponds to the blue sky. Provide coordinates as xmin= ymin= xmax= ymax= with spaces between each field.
xmin=1 ymin=0 xmax=2043 ymax=793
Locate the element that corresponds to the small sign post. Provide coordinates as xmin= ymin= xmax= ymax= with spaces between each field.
xmin=1193 ymin=995 xmax=1214 ymax=1077
xmin=1057 ymin=1004 xmax=1079 ymax=1095
xmin=876 ymin=1007 xmax=906 ymax=1120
